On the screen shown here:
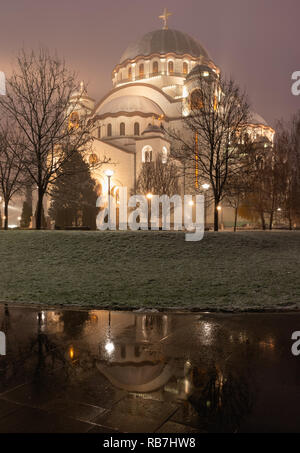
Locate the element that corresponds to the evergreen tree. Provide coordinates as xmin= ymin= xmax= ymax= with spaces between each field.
xmin=49 ymin=151 xmax=98 ymax=229
xmin=20 ymin=201 xmax=32 ymax=228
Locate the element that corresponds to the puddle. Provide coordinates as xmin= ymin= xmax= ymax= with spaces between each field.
xmin=0 ymin=304 xmax=299 ymax=432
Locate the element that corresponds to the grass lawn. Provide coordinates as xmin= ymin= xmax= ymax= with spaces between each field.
xmin=0 ymin=230 xmax=300 ymax=311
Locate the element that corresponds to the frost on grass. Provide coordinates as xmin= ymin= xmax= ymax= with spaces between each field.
xmin=0 ymin=230 xmax=300 ymax=311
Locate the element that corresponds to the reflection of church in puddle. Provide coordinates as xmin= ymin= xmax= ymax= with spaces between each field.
xmin=95 ymin=312 xmax=192 ymax=399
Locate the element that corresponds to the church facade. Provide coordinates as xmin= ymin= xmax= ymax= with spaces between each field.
xmin=64 ymin=10 xmax=275 ymax=226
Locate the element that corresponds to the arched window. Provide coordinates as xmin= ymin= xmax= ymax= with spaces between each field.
xmin=190 ymin=90 xmax=203 ymax=110
xmin=97 ymin=126 xmax=101 ymax=139
xmin=139 ymin=64 xmax=144 ymax=78
xmin=107 ymin=123 xmax=112 ymax=137
xmin=142 ymin=145 xmax=153 ymax=163
xmin=183 ymin=62 xmax=188 ymax=75
xmin=162 ymin=146 xmax=168 ymax=164
xmin=168 ymin=61 xmax=174 ymax=75
xmin=128 ymin=67 xmax=132 ymax=81
xmin=120 ymin=122 xmax=125 ymax=136
xmin=153 ymin=61 xmax=159 ymax=75
xmin=134 ymin=122 xmax=140 ymax=136
xmin=89 ymin=153 xmax=98 ymax=166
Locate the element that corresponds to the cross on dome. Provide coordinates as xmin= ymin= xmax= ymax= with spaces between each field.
xmin=159 ymin=8 xmax=172 ymax=30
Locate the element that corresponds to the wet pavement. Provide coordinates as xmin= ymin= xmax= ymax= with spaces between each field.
xmin=0 ymin=304 xmax=300 ymax=433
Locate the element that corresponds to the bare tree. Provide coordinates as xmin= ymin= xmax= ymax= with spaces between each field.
xmin=167 ymin=70 xmax=250 ymax=231
xmin=0 ymin=123 xmax=25 ymax=229
xmin=0 ymin=48 xmax=101 ymax=229
xmin=136 ymin=154 xmax=179 ymax=196
xmin=275 ymin=116 xmax=300 ymax=229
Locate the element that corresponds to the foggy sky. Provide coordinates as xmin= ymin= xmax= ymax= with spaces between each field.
xmin=0 ymin=0 xmax=299 ymax=127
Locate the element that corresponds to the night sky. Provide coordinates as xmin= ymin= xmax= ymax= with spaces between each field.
xmin=0 ymin=0 xmax=299 ymax=127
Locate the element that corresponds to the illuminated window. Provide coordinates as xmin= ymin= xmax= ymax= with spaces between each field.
xmin=213 ymin=95 xmax=217 ymax=111
xmin=190 ymin=90 xmax=203 ymax=109
xmin=139 ymin=64 xmax=144 ymax=78
xmin=107 ymin=123 xmax=112 ymax=137
xmin=153 ymin=61 xmax=159 ymax=74
xmin=134 ymin=122 xmax=140 ymax=136
xmin=162 ymin=146 xmax=168 ymax=164
xmin=142 ymin=145 xmax=153 ymax=163
xmin=168 ymin=61 xmax=174 ymax=75
xmin=89 ymin=154 xmax=98 ymax=165
xmin=128 ymin=67 xmax=132 ymax=81
xmin=183 ymin=62 xmax=188 ymax=75
xmin=120 ymin=122 xmax=125 ymax=136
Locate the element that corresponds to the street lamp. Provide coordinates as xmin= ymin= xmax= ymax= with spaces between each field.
xmin=105 ymin=169 xmax=114 ymax=228
xmin=201 ymin=183 xmax=210 ymax=190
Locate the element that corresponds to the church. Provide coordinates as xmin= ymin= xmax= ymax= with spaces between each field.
xmin=62 ymin=9 xmax=275 ymax=227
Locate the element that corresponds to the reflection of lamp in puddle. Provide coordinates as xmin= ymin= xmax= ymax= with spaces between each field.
xmin=105 ymin=169 xmax=114 ymax=228
xmin=105 ymin=311 xmax=115 ymax=355
xmin=105 ymin=341 xmax=115 ymax=354
xmin=37 ymin=311 xmax=46 ymax=332
xmin=69 ymin=346 xmax=75 ymax=360
xmin=89 ymin=314 xmax=98 ymax=324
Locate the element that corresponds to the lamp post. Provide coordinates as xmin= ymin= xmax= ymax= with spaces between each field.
xmin=105 ymin=170 xmax=114 ymax=228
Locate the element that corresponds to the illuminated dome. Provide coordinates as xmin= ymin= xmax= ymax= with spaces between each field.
xmin=120 ymin=29 xmax=209 ymax=63
xmin=97 ymin=96 xmax=163 ymax=116
xmin=248 ymin=111 xmax=268 ymax=126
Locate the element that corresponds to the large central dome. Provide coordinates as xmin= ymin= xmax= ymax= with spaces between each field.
xmin=120 ymin=29 xmax=209 ymax=64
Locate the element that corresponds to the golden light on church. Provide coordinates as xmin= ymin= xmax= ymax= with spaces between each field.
xmin=89 ymin=153 xmax=98 ymax=166
xmin=68 ymin=111 xmax=79 ymax=130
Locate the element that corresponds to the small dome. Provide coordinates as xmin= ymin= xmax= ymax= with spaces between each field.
xmin=97 ymin=96 xmax=164 ymax=117
xmin=120 ymin=29 xmax=209 ymax=64
xmin=186 ymin=64 xmax=217 ymax=80
xmin=248 ymin=111 xmax=268 ymax=126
